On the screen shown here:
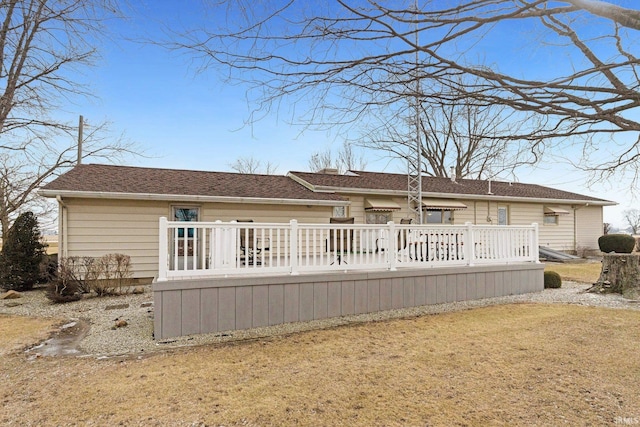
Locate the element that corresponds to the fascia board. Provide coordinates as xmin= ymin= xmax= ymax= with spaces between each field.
xmin=308 ymin=186 xmax=617 ymax=206
xmin=38 ymin=189 xmax=350 ymax=207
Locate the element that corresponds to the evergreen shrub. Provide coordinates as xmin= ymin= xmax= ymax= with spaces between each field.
xmin=0 ymin=212 xmax=45 ymax=291
xmin=544 ymin=271 xmax=562 ymax=289
xmin=598 ymin=234 xmax=636 ymax=254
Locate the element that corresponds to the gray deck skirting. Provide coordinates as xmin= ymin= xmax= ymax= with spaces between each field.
xmin=153 ymin=263 xmax=544 ymax=339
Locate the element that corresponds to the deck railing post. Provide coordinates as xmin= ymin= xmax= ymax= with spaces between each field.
xmin=290 ymin=219 xmax=299 ymax=275
xmin=531 ymin=223 xmax=540 ymax=263
xmin=158 ymin=216 xmax=168 ymax=282
xmin=387 ymin=221 xmax=397 ymax=271
xmin=465 ymin=222 xmax=475 ymax=266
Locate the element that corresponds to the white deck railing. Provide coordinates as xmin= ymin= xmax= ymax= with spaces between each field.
xmin=157 ymin=218 xmax=539 ymax=281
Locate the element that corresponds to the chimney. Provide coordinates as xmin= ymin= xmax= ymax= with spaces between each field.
xmin=318 ymin=167 xmax=339 ymax=175
xmin=450 ymin=166 xmax=455 ymax=182
xmin=487 ymin=179 xmax=493 ymax=195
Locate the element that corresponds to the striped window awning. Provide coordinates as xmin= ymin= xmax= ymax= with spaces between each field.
xmin=364 ymin=198 xmax=401 ymax=211
xmin=421 ymin=199 xmax=467 ymax=210
xmin=544 ymin=206 xmax=570 ymax=215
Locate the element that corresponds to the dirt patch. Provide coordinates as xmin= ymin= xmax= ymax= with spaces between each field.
xmin=2 ymin=304 xmax=640 ymax=426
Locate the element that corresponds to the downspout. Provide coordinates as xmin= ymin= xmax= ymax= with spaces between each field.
xmin=474 ymin=201 xmax=477 ymax=224
xmin=56 ymin=196 xmax=68 ymax=258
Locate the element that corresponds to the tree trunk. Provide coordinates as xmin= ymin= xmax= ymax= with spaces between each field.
xmin=589 ymin=254 xmax=640 ymax=299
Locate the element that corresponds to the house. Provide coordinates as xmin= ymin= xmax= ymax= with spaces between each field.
xmin=39 ymin=164 xmax=615 ymax=283
xmin=39 ymin=164 xmax=348 ymax=282
xmin=288 ymin=169 xmax=615 ymax=256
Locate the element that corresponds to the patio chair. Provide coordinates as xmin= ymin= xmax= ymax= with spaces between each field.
xmin=237 ymin=219 xmax=261 ymax=265
xmin=376 ymin=218 xmax=413 ymax=254
xmin=397 ymin=218 xmax=429 ymax=261
xmin=328 ymin=217 xmax=354 ymax=265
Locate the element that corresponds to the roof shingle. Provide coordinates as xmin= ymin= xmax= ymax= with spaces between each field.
xmin=41 ymin=164 xmax=345 ymax=202
xmin=289 ymin=170 xmax=614 ymax=204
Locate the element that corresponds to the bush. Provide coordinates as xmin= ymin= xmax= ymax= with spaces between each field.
xmin=91 ymin=253 xmax=133 ymax=296
xmin=46 ymin=257 xmax=82 ymax=303
xmin=39 ymin=253 xmax=58 ymax=284
xmin=598 ymin=234 xmax=636 ymax=254
xmin=0 ymin=212 xmax=46 ymax=291
xmin=544 ymin=271 xmax=562 ymax=289
xmin=59 ymin=254 xmax=132 ymax=296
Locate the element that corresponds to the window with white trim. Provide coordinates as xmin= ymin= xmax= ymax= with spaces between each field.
xmin=425 ymin=209 xmax=453 ymax=224
xmin=172 ymin=206 xmax=200 ymax=256
xmin=366 ymin=212 xmax=392 ymax=224
xmin=333 ymin=206 xmax=347 ymax=218
xmin=497 ymin=206 xmax=509 ymax=226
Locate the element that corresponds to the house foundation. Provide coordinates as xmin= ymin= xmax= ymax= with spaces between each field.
xmin=153 ymin=263 xmax=544 ymax=339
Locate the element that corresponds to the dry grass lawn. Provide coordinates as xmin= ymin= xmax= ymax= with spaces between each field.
xmin=0 ymin=314 xmax=60 ymax=356
xmin=2 ymin=304 xmax=640 ymax=426
xmin=544 ymin=261 xmax=602 ymax=283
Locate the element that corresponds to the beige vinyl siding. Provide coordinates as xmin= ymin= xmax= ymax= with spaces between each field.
xmin=538 ymin=204 xmax=575 ymax=251
xmin=576 ymin=206 xmax=603 ymax=251
xmin=200 ymin=202 xmax=332 ymax=223
xmin=64 ymin=198 xmax=168 ymax=280
xmin=63 ymin=198 xmax=335 ymax=280
xmin=451 ymin=200 xmax=475 ymax=224
xmin=508 ymin=203 xmax=540 ymax=225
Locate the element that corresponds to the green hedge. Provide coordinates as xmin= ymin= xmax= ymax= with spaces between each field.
xmin=598 ymin=234 xmax=636 ymax=254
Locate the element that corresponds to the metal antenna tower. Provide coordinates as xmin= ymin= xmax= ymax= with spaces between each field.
xmin=407 ymin=0 xmax=423 ymax=223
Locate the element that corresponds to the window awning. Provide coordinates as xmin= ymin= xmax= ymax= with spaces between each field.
xmin=544 ymin=206 xmax=570 ymax=215
xmin=364 ymin=198 xmax=401 ymax=211
xmin=421 ymin=199 xmax=467 ymax=211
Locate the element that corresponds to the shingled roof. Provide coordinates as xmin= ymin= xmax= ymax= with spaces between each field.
xmin=40 ymin=164 xmax=346 ymax=204
xmin=288 ymin=170 xmax=615 ymax=205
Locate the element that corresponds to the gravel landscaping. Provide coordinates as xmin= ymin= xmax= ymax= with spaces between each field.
xmin=1 ymin=280 xmax=639 ymax=358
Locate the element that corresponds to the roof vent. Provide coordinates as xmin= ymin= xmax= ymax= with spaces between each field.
xmin=487 ymin=179 xmax=493 ymax=195
xmin=450 ymin=166 xmax=455 ymax=182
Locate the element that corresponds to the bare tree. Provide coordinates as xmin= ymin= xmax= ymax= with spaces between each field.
xmin=229 ymin=156 xmax=279 ymax=174
xmin=167 ymin=1 xmax=640 ymax=184
xmin=361 ymin=78 xmax=538 ymax=179
xmin=623 ymin=209 xmax=640 ymax=234
xmin=0 ymin=1 xmax=137 ymax=236
xmin=307 ymin=149 xmax=333 ymax=173
xmin=308 ymin=141 xmax=367 ymax=173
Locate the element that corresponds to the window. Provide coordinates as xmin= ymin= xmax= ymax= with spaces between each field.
xmin=497 ymin=206 xmax=509 ymax=226
xmin=425 ymin=210 xmax=453 ymax=224
xmin=366 ymin=212 xmax=391 ymax=224
xmin=173 ymin=207 xmax=199 ymax=237
xmin=333 ymin=206 xmax=347 ymax=218
xmin=172 ymin=207 xmax=199 ymax=256
xmin=543 ymin=206 xmax=568 ymax=225
xmin=174 ymin=207 xmax=199 ymax=221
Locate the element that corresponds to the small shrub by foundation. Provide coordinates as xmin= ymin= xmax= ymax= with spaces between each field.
xmin=46 ymin=258 xmax=83 ymax=303
xmin=50 ymin=254 xmax=134 ymax=298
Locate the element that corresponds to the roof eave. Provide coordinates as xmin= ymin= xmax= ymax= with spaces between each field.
xmin=292 ymin=186 xmax=616 ymax=206
xmin=38 ymin=189 xmax=349 ymax=207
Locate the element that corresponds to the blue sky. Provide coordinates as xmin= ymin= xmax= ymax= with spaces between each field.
xmin=58 ymin=1 xmax=637 ymax=228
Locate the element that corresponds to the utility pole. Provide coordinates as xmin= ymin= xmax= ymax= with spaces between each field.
xmin=77 ymin=115 xmax=83 ymax=165
xmin=407 ymin=0 xmax=423 ymax=224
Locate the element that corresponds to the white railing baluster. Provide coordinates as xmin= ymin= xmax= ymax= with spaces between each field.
xmin=158 ymin=220 xmax=539 ymax=279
